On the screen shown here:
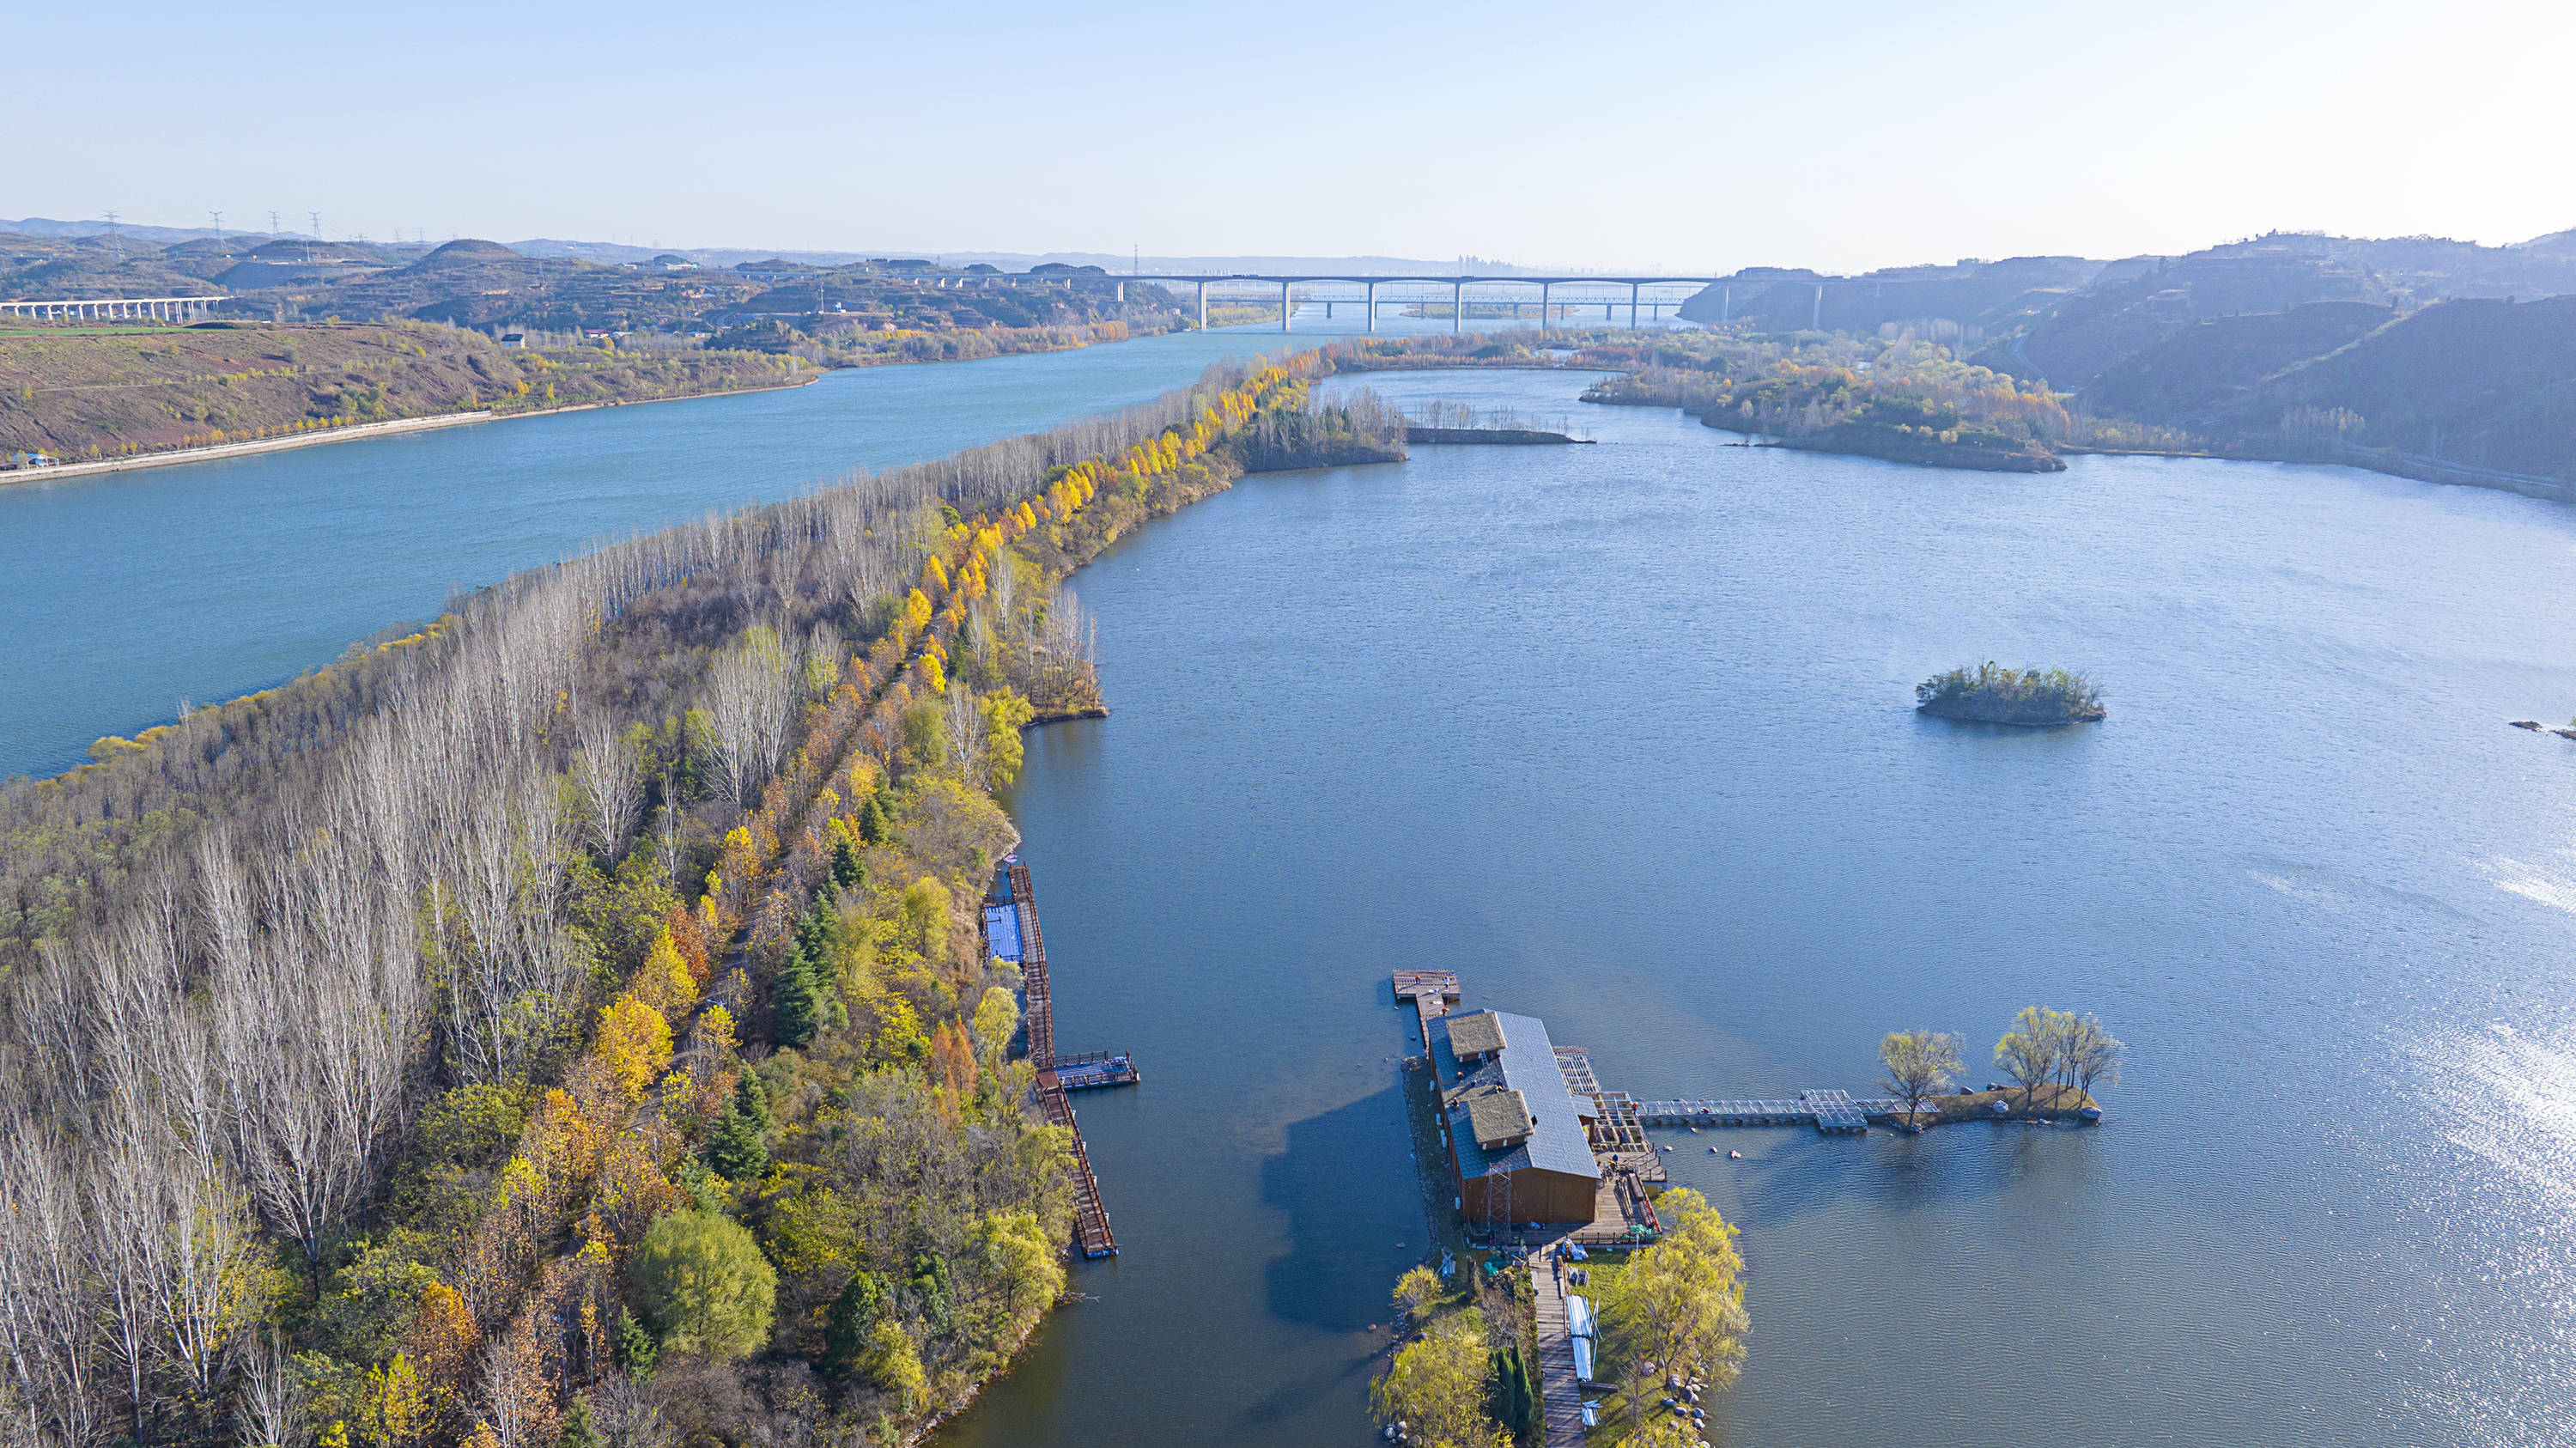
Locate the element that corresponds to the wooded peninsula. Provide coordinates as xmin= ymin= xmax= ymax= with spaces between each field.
xmin=0 ymin=350 xmax=1400 ymax=1447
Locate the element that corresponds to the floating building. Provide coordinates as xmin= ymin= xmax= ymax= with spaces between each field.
xmin=1431 ymin=1010 xmax=1602 ymax=1225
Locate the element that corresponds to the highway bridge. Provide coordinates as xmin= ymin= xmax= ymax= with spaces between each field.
xmin=1125 ymin=272 xmax=1727 ymax=332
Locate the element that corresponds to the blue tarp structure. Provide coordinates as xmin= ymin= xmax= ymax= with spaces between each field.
xmin=981 ymin=903 xmax=1023 ymax=962
xmin=1566 ymin=1293 xmax=1596 ymax=1341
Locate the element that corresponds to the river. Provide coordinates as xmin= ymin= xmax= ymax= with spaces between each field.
xmin=0 ymin=325 xmax=1331 ymax=780
xmin=948 ymin=367 xmax=2576 ymax=1447
xmin=14 ymin=322 xmax=2573 ymax=1446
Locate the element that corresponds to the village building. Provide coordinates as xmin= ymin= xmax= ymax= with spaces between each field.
xmin=1431 ymin=1010 xmax=1601 ymax=1226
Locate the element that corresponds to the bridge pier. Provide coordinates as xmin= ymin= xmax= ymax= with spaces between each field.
xmin=1540 ymin=280 xmax=1551 ymax=327
xmin=1630 ymin=282 xmax=1640 ymax=329
xmin=1196 ymin=279 xmax=1206 ymax=331
xmin=1281 ymin=278 xmax=1292 ymax=333
xmin=1452 ymin=279 xmax=1462 ymax=334
xmin=1366 ymin=280 xmax=1376 ymax=333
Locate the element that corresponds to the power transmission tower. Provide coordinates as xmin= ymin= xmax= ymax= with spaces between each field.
xmin=269 ymin=210 xmax=280 ymax=239
xmin=307 ymin=212 xmax=320 ymax=263
xmin=210 ymin=210 xmax=223 ymax=244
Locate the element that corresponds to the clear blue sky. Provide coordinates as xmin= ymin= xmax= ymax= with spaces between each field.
xmin=10 ymin=0 xmax=2571 ymax=271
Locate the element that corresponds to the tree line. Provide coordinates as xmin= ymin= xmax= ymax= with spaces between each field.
xmin=1879 ymin=1007 xmax=2125 ymax=1123
xmin=0 ymin=349 xmax=1333 ymax=1447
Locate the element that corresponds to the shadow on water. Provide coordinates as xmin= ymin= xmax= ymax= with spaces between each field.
xmin=1258 ymin=1086 xmax=1413 ymax=1333
xmin=1234 ymin=1083 xmax=1415 ymax=1433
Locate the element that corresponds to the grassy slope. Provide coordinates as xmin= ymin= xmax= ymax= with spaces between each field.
xmin=0 ymin=320 xmax=799 ymax=462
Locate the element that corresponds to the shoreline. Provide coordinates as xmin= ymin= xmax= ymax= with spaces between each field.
xmin=0 ymin=374 xmax=823 ymax=484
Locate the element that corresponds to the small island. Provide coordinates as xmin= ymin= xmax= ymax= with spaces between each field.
xmin=1917 ymin=662 xmax=2105 ymax=725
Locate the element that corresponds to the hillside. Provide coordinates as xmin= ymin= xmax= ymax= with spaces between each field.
xmin=0 ymin=321 xmax=802 ymax=465
xmin=2228 ymin=297 xmax=2576 ymax=476
xmin=2081 ymin=301 xmax=2397 ymax=429
xmin=1 ymin=232 xmax=1187 ymax=353
xmin=1668 ymin=228 xmax=2576 ymax=486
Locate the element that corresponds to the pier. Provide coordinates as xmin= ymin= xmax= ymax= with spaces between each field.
xmin=993 ymin=859 xmax=1123 ymax=1259
xmin=1631 ymin=1092 xmax=1895 ymax=1134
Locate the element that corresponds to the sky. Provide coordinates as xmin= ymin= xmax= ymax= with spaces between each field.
xmin=9 ymin=0 xmax=2574 ymax=273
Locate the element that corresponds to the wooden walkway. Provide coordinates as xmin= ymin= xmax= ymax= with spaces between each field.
xmin=1632 ymin=1089 xmax=1890 ymax=1134
xmin=1527 ymin=1247 xmax=1588 ymax=1447
xmin=1002 ymin=861 xmax=1119 ymax=1258
xmin=1392 ymin=970 xmax=1460 ymax=1052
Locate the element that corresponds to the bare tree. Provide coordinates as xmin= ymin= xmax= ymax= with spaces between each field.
xmin=572 ymin=714 xmax=643 ymax=861
xmin=0 ymin=1123 xmax=106 ymax=1448
xmin=589 ymin=1372 xmax=675 ymax=1448
xmin=943 ymin=681 xmax=989 ymax=786
xmin=2062 ymin=1014 xmax=2124 ymax=1099
xmin=234 ymin=1329 xmax=307 ymax=1448
xmin=703 ymin=626 xmax=797 ymax=806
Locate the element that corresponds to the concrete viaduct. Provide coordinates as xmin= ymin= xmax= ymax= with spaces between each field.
xmin=2 ymin=296 xmax=225 ymax=323
xmin=1122 ymin=274 xmax=1726 ymax=333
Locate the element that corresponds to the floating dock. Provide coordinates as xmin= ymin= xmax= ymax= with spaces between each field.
xmin=1053 ymin=1049 xmax=1141 ymax=1091
xmin=996 ymin=860 xmax=1121 ymax=1258
xmin=1392 ymin=969 xmax=1460 ymax=1051
xmin=1631 ymin=1090 xmax=1893 ymax=1135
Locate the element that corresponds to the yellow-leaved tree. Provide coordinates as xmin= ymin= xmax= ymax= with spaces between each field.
xmin=1370 ymin=1308 xmax=1506 ymax=1448
xmin=595 ymin=996 xmax=673 ymax=1100
xmin=1607 ymin=1187 xmax=1747 ymax=1433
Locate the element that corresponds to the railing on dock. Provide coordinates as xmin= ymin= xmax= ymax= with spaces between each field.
xmin=1036 ymin=1069 xmax=1119 ymax=1257
xmin=997 ymin=860 xmax=1119 ymax=1257
xmin=1631 ymin=1089 xmax=1891 ymax=1135
xmin=1054 ymin=1049 xmax=1141 ymax=1091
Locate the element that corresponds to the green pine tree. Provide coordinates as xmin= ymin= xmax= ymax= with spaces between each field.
xmin=706 ymin=1098 xmax=770 ymax=1183
xmin=859 ymin=792 xmax=894 ymax=845
xmin=774 ymin=946 xmax=820 ymax=1048
xmin=615 ymin=1309 xmax=659 ymax=1376
xmin=823 ymin=1269 xmax=890 ymax=1376
xmin=830 ymin=837 xmax=866 ymax=891
xmin=559 ymin=1401 xmax=602 ymax=1448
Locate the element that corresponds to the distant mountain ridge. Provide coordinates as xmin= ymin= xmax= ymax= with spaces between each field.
xmin=1 ymin=222 xmax=1467 ymax=277
xmin=1674 ymin=228 xmax=2576 ymax=484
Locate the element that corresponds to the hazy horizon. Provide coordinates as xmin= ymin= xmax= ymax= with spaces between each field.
xmin=14 ymin=0 xmax=2574 ymax=273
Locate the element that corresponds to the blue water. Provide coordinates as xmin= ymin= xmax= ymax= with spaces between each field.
xmin=0 ymin=317 xmax=1476 ymax=780
xmin=18 ymin=325 xmax=2570 ymax=1447
xmin=951 ymin=369 xmax=2576 ymax=1447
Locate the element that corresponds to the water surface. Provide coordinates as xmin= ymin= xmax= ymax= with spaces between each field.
xmin=0 ymin=325 xmax=1316 ymax=778
xmin=957 ymin=368 xmax=2576 ymax=1448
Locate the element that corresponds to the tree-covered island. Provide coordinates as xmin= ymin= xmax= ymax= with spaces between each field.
xmin=1915 ymin=662 xmax=2105 ymax=725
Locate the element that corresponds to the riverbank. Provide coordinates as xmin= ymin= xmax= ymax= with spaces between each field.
xmin=1887 ymin=1083 xmax=2102 ymax=1129
xmin=0 ymin=373 xmax=828 ymax=482
xmin=0 ymin=319 xmax=812 ymax=476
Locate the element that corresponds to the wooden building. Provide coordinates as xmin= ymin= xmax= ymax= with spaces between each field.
xmin=1431 ymin=1010 xmax=1601 ymax=1226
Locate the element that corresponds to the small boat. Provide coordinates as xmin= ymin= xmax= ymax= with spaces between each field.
xmin=1709 ymin=1146 xmax=1719 ymax=1153
xmin=1728 ymin=1150 xmax=1742 ymax=1159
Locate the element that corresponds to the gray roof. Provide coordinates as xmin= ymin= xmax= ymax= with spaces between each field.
xmin=1443 ymin=1011 xmax=1508 ymax=1058
xmin=1437 ymin=1011 xmax=1600 ymax=1183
